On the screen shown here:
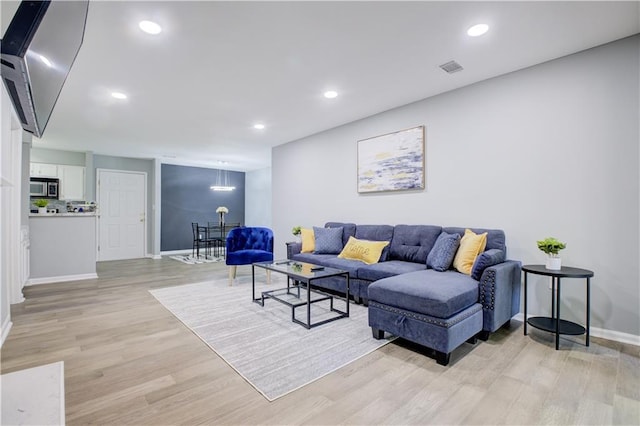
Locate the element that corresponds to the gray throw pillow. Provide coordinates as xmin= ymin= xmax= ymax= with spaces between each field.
xmin=471 ymin=249 xmax=506 ymax=280
xmin=313 ymin=226 xmax=344 ymax=254
xmin=426 ymin=231 xmax=461 ymax=271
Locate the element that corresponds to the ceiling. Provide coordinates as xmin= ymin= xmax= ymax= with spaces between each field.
xmin=2 ymin=1 xmax=639 ymax=171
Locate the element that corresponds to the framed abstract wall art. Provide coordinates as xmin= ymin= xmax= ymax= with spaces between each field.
xmin=357 ymin=125 xmax=425 ymax=193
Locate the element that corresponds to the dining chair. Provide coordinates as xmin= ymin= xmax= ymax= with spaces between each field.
xmin=223 ymin=223 xmax=241 ymax=236
xmin=191 ymin=222 xmax=215 ymax=258
xmin=206 ymin=222 xmax=226 ymax=258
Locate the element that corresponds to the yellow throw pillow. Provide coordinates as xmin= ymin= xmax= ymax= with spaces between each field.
xmin=453 ymin=229 xmax=488 ymax=275
xmin=338 ymin=236 xmax=389 ymax=265
xmin=300 ymin=228 xmax=315 ymax=253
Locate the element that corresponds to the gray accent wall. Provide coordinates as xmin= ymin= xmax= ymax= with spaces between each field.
xmin=161 ymin=164 xmax=245 ymax=251
xmin=272 ymin=36 xmax=640 ymax=337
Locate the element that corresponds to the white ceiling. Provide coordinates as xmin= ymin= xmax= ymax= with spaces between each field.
xmin=3 ymin=1 xmax=639 ymax=171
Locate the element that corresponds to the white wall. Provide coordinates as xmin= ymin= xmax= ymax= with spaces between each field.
xmin=1 ymin=82 xmax=26 ymax=346
xmin=0 ymin=81 xmax=11 ymax=345
xmin=273 ymin=36 xmax=639 ymax=338
xmin=31 ymin=147 xmax=85 ymax=166
xmin=245 ymin=167 xmax=272 ymax=227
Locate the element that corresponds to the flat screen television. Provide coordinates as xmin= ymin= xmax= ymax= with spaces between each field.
xmin=1 ymin=0 xmax=89 ymax=138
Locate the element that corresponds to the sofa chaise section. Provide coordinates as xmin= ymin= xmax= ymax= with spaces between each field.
xmin=368 ymin=269 xmax=483 ymax=365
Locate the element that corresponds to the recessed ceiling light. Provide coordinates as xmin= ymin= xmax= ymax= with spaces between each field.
xmin=467 ymin=24 xmax=489 ymax=37
xmin=324 ymin=90 xmax=338 ymax=99
xmin=253 ymin=123 xmax=265 ymax=130
xmin=139 ymin=20 xmax=162 ymax=35
xmin=111 ymin=92 xmax=127 ymax=100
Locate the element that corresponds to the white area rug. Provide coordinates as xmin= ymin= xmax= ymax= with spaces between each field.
xmin=169 ymin=254 xmax=223 ymax=264
xmin=149 ymin=278 xmax=394 ymax=401
xmin=1 ymin=361 xmax=65 ymax=425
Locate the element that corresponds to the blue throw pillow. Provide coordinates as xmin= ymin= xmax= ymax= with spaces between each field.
xmin=426 ymin=232 xmax=461 ymax=272
xmin=313 ymin=226 xmax=344 ymax=254
xmin=471 ymin=249 xmax=506 ymax=280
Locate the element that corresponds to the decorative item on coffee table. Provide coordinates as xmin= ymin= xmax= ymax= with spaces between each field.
xmin=537 ymin=237 xmax=566 ymax=270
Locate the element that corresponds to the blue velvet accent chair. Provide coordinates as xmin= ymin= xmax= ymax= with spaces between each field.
xmin=226 ymin=226 xmax=274 ymax=286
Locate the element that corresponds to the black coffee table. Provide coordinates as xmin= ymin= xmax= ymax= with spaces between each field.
xmin=252 ymin=260 xmax=350 ymax=329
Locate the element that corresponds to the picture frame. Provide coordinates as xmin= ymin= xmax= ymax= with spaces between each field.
xmin=357 ymin=125 xmax=425 ymax=193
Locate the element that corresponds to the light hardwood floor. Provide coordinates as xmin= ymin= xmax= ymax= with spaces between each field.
xmin=2 ymin=258 xmax=639 ymax=425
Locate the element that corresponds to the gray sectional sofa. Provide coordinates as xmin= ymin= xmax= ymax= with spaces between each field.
xmin=286 ymin=221 xmax=522 ymax=365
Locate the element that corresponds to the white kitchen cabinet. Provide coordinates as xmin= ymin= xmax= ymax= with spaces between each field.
xmin=30 ymin=162 xmax=58 ymax=177
xmin=58 ymin=165 xmax=85 ymax=200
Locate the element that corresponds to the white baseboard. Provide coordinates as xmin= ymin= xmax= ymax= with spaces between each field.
xmin=513 ymin=313 xmax=640 ymax=347
xmin=27 ymin=273 xmax=99 ymax=286
xmin=591 ymin=328 xmax=640 ymax=347
xmin=160 ymin=249 xmax=192 ymax=256
xmin=148 ymin=254 xmax=162 ymax=260
xmin=1 ymin=316 xmax=13 ymax=347
xmin=160 ymin=249 xmax=226 ymax=258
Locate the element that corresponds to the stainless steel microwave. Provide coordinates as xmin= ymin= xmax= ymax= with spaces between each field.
xmin=30 ymin=177 xmax=59 ymax=199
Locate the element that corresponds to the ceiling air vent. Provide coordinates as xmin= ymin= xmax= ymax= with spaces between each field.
xmin=439 ymin=60 xmax=463 ymax=74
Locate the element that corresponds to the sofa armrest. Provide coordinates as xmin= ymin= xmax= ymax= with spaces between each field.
xmin=478 ymin=260 xmax=522 ymax=332
xmin=286 ymin=241 xmax=302 ymax=259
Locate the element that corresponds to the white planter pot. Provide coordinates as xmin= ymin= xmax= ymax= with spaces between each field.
xmin=38 ymin=207 xmax=48 ymax=214
xmin=545 ymin=257 xmax=562 ymax=270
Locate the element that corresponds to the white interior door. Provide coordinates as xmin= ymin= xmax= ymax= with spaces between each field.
xmin=97 ymin=169 xmax=146 ymax=261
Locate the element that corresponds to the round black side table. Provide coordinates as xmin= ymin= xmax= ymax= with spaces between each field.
xmin=522 ymin=264 xmax=594 ymax=350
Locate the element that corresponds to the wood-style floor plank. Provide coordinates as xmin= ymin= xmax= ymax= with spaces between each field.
xmin=1 ymin=257 xmax=638 ymax=425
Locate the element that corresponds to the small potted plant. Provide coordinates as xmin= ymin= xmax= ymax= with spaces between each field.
xmin=291 ymin=226 xmax=302 ymax=243
xmin=537 ymin=237 xmax=566 ymax=270
xmin=34 ymin=199 xmax=49 ymax=214
xmin=291 ymin=226 xmax=301 ymax=237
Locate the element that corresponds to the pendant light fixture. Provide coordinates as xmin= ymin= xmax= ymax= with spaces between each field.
xmin=210 ymin=169 xmax=235 ymax=191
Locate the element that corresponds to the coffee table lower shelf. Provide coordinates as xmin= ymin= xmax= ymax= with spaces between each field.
xmin=252 ymin=261 xmax=350 ymax=329
xmin=255 ymin=285 xmax=348 ymax=329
